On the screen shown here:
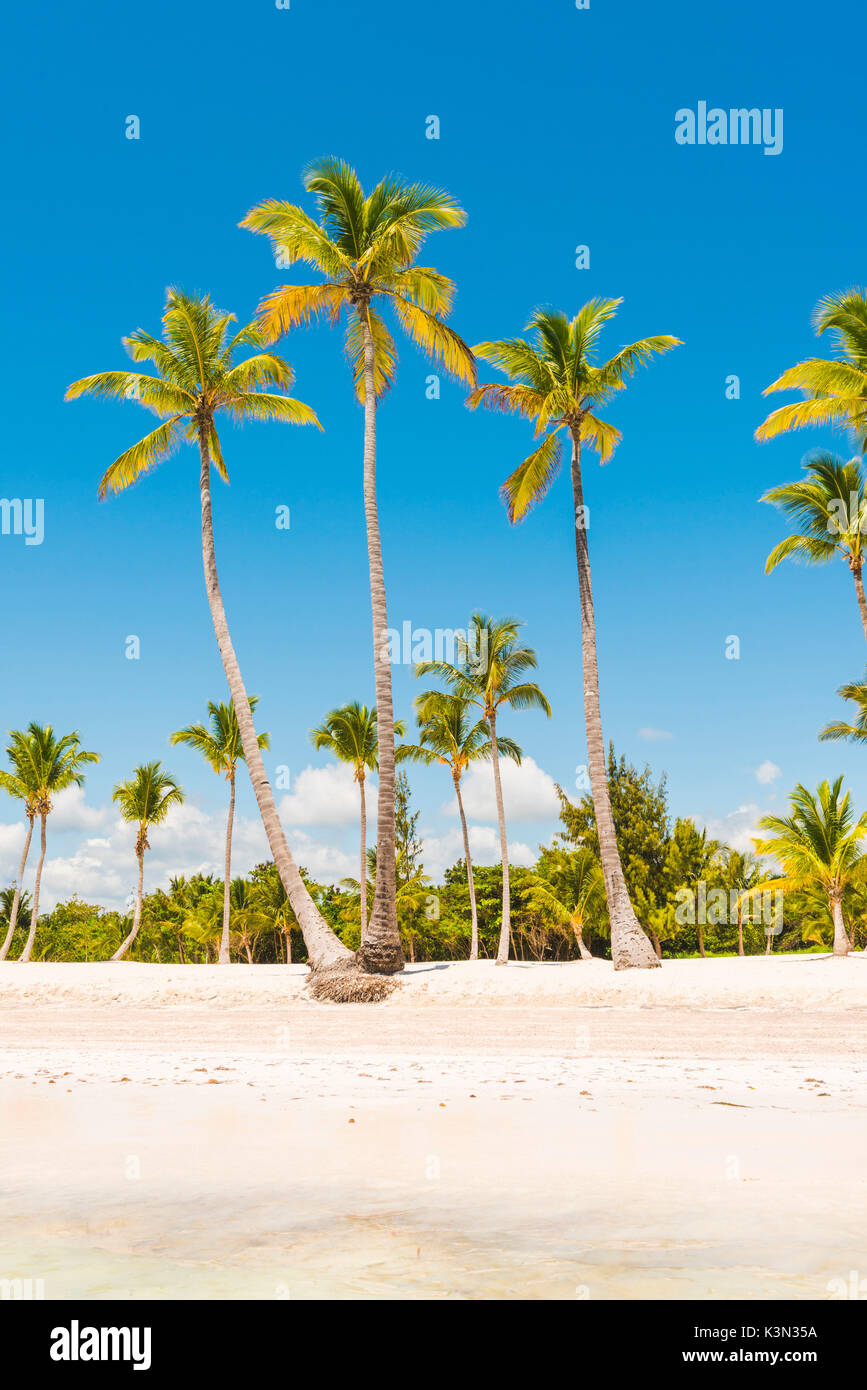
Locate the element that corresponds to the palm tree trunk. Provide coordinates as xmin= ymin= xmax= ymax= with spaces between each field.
xmin=455 ymin=774 xmax=479 ymax=960
xmin=358 ymin=773 xmax=368 ymax=946
xmin=572 ymin=919 xmax=594 ymax=961
xmin=649 ymin=928 xmax=662 ymax=960
xmin=220 ymin=773 xmax=235 ymax=964
xmin=569 ymin=431 xmax=659 ymax=970
xmin=0 ymin=814 xmax=34 ymax=961
xmin=197 ymin=429 xmax=354 ymax=978
xmin=830 ymin=894 xmax=850 ymax=956
xmin=489 ymin=710 xmax=512 ymax=965
xmin=737 ymin=903 xmax=745 ymax=957
xmin=17 ymin=814 xmax=46 ymax=963
xmin=356 ymin=312 xmax=403 ymax=976
xmin=852 ymin=565 xmax=867 ymax=646
xmin=112 ymin=848 xmax=145 ymax=961
xmin=698 ymin=917 xmax=706 ymax=958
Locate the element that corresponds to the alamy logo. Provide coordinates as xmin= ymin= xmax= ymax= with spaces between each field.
xmin=675 ymin=102 xmax=783 ymax=156
xmin=50 ymin=1320 xmax=152 ymax=1371
xmin=0 ymin=498 xmax=44 ymax=546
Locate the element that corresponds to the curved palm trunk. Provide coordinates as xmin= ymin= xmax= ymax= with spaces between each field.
xmin=0 ymin=814 xmax=34 ymax=961
xmin=112 ymin=848 xmax=145 ymax=961
xmin=358 ymin=773 xmax=368 ymax=946
xmin=830 ymin=893 xmax=850 ymax=956
xmin=198 ymin=431 xmax=353 ymax=976
xmin=220 ymin=773 xmax=235 ymax=964
xmin=455 ymin=774 xmax=479 ymax=960
xmin=569 ymin=431 xmax=659 ymax=970
xmin=571 ymin=914 xmax=594 ymax=961
xmin=17 ymin=814 xmax=47 ymax=963
xmin=489 ymin=711 xmax=512 ymax=965
xmin=649 ymin=928 xmax=662 ymax=960
xmin=852 ymin=565 xmax=867 ymax=646
xmin=356 ymin=313 xmax=403 ymax=975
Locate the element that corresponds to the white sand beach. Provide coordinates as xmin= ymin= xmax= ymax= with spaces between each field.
xmin=1 ymin=955 xmax=865 ymax=1300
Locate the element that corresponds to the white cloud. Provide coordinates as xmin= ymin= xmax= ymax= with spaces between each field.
xmin=694 ymin=803 xmax=764 ymax=855
xmin=420 ymin=825 xmax=537 ymax=883
xmin=638 ymin=727 xmax=674 ymax=742
xmin=447 ymin=756 xmax=560 ymax=824
xmin=278 ymin=763 xmax=365 ymax=828
xmin=755 ymin=760 xmax=781 ymax=786
xmin=49 ymin=785 xmax=112 ymax=832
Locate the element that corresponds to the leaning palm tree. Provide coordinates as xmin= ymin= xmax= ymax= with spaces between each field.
xmin=760 ymin=453 xmax=867 ymax=644
xmin=112 ymin=762 xmax=185 ymax=961
xmin=468 ymin=302 xmax=679 ymax=968
xmin=0 ymin=738 xmax=41 ymax=961
xmin=756 ymin=288 xmax=867 ymax=451
xmin=820 ymin=678 xmax=867 ymax=744
xmin=310 ymin=702 xmax=405 ymax=947
xmin=396 ymin=694 xmax=520 ymax=960
xmin=171 ymin=698 xmax=269 ymax=964
xmin=0 ymin=886 xmax=31 ymax=959
xmin=242 ymin=158 xmax=477 ymax=974
xmin=66 ymin=290 xmax=377 ymax=997
xmin=417 ymin=614 xmax=551 ymax=965
xmin=522 ymin=848 xmax=607 ymax=961
xmin=750 ymin=778 xmax=867 ymax=957
xmin=8 ymin=725 xmax=101 ymax=963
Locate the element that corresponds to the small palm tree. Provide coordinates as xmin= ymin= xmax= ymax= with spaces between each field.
xmin=112 ymin=762 xmax=185 ymax=960
xmin=6 ymin=725 xmax=101 ymax=962
xmin=171 ymin=698 xmax=269 ymax=964
xmin=756 ymin=289 xmax=867 ymax=451
xmin=761 ymin=453 xmax=867 ymax=644
xmin=751 ymin=778 xmax=867 ymax=957
xmin=242 ymin=158 xmax=477 ymax=976
xmin=67 ymin=290 xmax=363 ymax=991
xmin=0 ymin=743 xmax=40 ymax=961
xmin=468 ymin=301 xmax=679 ymax=969
xmin=521 ymin=848 xmax=607 ymax=961
xmin=0 ymin=885 xmax=31 ymax=957
xmin=417 ymin=614 xmax=551 ymax=964
xmin=396 ymin=694 xmax=520 ymax=960
xmin=310 ymin=703 xmax=406 ymax=947
xmin=723 ymin=849 xmax=763 ymax=956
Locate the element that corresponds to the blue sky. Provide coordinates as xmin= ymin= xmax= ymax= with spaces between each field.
xmin=1 ymin=0 xmax=865 ymax=907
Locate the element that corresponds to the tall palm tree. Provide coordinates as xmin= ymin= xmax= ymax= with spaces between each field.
xmin=171 ymin=697 xmax=269 ymax=964
xmin=417 ymin=614 xmax=551 ymax=965
xmin=468 ymin=302 xmax=679 ymax=969
xmin=756 ymin=288 xmax=867 ymax=451
xmin=396 ymin=693 xmax=520 ymax=960
xmin=820 ymin=678 xmax=867 ymax=744
xmin=310 ymin=702 xmax=405 ymax=947
xmin=242 ymin=158 xmax=477 ymax=975
xmin=112 ymin=762 xmax=185 ymax=961
xmin=8 ymin=725 xmax=101 ymax=963
xmin=0 ymin=737 xmax=41 ymax=961
xmin=66 ymin=290 xmax=371 ymax=996
xmin=751 ymin=778 xmax=867 ymax=957
xmin=760 ymin=453 xmax=867 ymax=644
xmin=521 ymin=848 xmax=607 ymax=961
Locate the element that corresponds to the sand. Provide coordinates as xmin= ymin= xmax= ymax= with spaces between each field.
xmin=1 ymin=955 xmax=865 ymax=1300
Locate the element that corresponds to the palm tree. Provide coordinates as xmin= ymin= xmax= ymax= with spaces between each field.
xmin=242 ymin=158 xmax=477 ymax=975
xmin=756 ymin=288 xmax=867 ymax=451
xmin=760 ymin=453 xmax=867 ymax=644
xmin=66 ymin=290 xmax=372 ymax=997
xmin=751 ymin=778 xmax=867 ymax=957
xmin=468 ymin=302 xmax=679 ymax=968
xmin=7 ymin=725 xmax=101 ymax=963
xmin=820 ymin=678 xmax=867 ymax=744
xmin=667 ymin=820 xmax=723 ymax=958
xmin=396 ymin=694 xmax=520 ymax=960
xmin=171 ymin=698 xmax=269 ymax=964
xmin=723 ymin=849 xmax=762 ymax=956
xmin=0 ymin=886 xmax=31 ymax=959
xmin=417 ymin=614 xmax=551 ymax=965
xmin=521 ymin=848 xmax=607 ymax=961
xmin=0 ymin=737 xmax=41 ymax=961
xmin=112 ymin=762 xmax=185 ymax=961
xmin=310 ymin=702 xmax=406 ymax=947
